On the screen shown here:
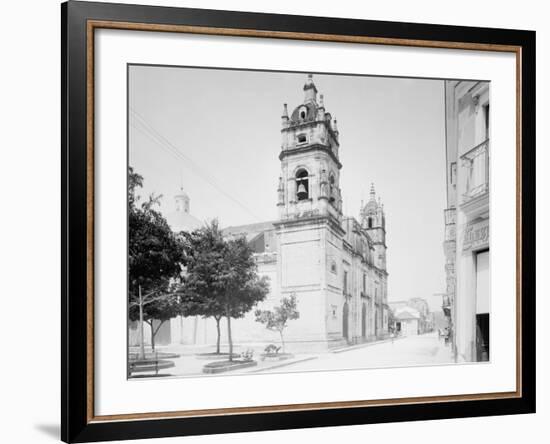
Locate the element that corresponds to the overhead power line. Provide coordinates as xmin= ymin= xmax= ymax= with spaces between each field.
xmin=129 ymin=108 xmax=262 ymax=221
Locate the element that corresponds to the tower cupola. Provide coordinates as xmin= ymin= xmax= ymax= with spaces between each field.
xmin=175 ymin=187 xmax=190 ymax=213
xmin=360 ymin=183 xmax=387 ymax=269
xmin=277 ymin=74 xmax=343 ymax=222
xmin=303 ymin=73 xmax=318 ymax=104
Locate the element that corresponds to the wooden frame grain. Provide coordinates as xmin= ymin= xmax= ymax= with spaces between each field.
xmin=62 ymin=1 xmax=536 ymax=442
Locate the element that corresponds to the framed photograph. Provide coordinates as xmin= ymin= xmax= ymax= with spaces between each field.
xmin=61 ymin=1 xmax=535 ymax=442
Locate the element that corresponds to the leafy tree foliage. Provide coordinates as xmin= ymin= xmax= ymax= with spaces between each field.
xmin=180 ymin=221 xmax=227 ymax=354
xmin=181 ymin=222 xmax=270 ymax=360
xmin=128 ymin=167 xmax=185 ymax=356
xmin=220 ymin=237 xmax=270 ymax=361
xmin=255 ymin=294 xmax=300 ymax=353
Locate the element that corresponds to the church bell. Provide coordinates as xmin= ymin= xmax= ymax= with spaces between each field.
xmin=297 ymin=183 xmax=308 ymax=199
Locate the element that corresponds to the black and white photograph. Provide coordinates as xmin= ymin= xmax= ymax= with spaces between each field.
xmin=0 ymin=0 xmax=542 ymax=442
xmin=127 ymin=66 xmax=490 ymax=378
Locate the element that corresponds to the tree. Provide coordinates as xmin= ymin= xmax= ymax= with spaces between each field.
xmin=128 ymin=167 xmax=185 ymax=359
xmin=219 ymin=237 xmax=270 ymax=361
xmin=138 ymin=288 xmax=182 ymax=352
xmin=180 ymin=221 xmax=227 ymax=354
xmin=255 ymin=294 xmax=300 ymax=353
xmin=180 ymin=221 xmax=269 ymax=360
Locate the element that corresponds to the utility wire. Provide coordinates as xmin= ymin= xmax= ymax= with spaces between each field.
xmin=129 ymin=108 xmax=262 ymax=221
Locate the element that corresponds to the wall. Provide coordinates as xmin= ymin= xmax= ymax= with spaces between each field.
xmin=0 ymin=0 xmax=547 ymax=443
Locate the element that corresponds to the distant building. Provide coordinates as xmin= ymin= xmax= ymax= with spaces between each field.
xmin=443 ymin=80 xmax=490 ymax=362
xmin=393 ymin=306 xmax=421 ymax=336
xmin=407 ymin=298 xmax=432 ymax=334
xmin=389 ymin=298 xmax=432 ymax=336
xmin=164 ymin=187 xmax=203 ymax=233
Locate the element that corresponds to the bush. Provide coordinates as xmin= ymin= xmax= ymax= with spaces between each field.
xmin=240 ymin=349 xmax=254 ymax=362
xmin=264 ymin=344 xmax=281 ymax=354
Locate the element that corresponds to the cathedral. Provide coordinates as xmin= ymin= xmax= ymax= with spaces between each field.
xmin=132 ymin=74 xmax=390 ymax=351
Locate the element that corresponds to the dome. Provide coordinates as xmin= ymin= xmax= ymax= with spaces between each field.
xmin=174 ymin=187 xmax=189 ymax=199
xmin=290 ymin=102 xmax=317 ymax=123
xmin=363 ymin=183 xmax=379 ymax=215
xmin=364 ymin=199 xmax=378 ymax=215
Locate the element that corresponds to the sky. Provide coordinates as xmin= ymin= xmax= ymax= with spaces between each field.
xmin=129 ymin=65 xmax=447 ymax=311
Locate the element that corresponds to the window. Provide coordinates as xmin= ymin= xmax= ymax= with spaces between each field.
xmin=329 ymin=173 xmax=335 ymax=202
xmin=343 ymin=271 xmax=348 ymax=295
xmin=330 ymin=261 xmax=337 ymax=274
xmin=297 ymin=134 xmax=307 ymax=144
xmin=363 ymin=273 xmax=366 ymax=293
xmin=295 ymin=169 xmax=309 ymax=201
xmin=367 ymin=217 xmax=373 ymax=229
xmin=450 ymin=162 xmax=457 ymax=186
xmin=483 ymin=103 xmax=490 ymax=139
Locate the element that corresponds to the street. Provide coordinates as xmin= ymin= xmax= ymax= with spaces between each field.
xmin=133 ymin=331 xmax=455 ymax=378
xmin=257 ymin=331 xmax=454 ymax=374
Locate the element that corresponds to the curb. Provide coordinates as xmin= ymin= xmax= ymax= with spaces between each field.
xmin=249 ymin=356 xmax=318 ymax=373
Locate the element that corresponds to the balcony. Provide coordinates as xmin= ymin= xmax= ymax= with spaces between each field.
xmin=460 ymin=139 xmax=489 ymax=205
xmin=441 ymin=294 xmax=452 ymax=317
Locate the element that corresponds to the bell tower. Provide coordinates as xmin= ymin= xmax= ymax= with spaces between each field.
xmin=361 ymin=183 xmax=387 ymax=270
xmin=277 ymin=74 xmax=343 ymax=222
xmin=175 ymin=187 xmax=190 ymax=213
xmin=273 ymin=74 xmax=348 ymax=350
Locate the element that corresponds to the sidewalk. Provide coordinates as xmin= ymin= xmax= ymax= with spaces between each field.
xmin=130 ymin=332 xmax=455 ymax=378
xmin=130 ymin=343 xmax=319 ymax=378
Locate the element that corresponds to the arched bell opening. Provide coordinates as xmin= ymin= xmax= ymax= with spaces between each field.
xmin=295 ymin=168 xmax=309 ymax=201
xmin=329 ymin=173 xmax=335 ymax=203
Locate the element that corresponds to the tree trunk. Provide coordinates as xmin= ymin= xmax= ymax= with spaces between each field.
xmin=226 ymin=311 xmax=233 ymax=362
xmin=138 ymin=285 xmax=145 ymax=360
xmin=151 ymin=320 xmax=166 ymax=353
xmin=215 ymin=317 xmax=221 ymax=354
xmin=279 ymin=330 xmax=285 ymax=354
xmin=149 ymin=321 xmax=155 ymax=352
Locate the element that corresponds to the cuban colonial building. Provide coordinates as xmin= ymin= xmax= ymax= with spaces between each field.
xmin=443 ymin=80 xmax=490 ymax=362
xmin=133 ymin=75 xmax=390 ymax=352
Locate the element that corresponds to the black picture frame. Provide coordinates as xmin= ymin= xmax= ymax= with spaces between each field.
xmin=61 ymin=1 xmax=536 ymax=442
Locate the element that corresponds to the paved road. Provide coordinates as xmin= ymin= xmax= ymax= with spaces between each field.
xmin=259 ymin=332 xmax=454 ymax=374
xmin=133 ymin=332 xmax=454 ymax=378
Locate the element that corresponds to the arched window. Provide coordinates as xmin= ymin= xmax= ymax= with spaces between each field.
xmin=367 ymin=217 xmax=373 ymax=229
xmin=329 ymin=173 xmax=335 ymax=203
xmin=295 ymin=169 xmax=309 ymax=201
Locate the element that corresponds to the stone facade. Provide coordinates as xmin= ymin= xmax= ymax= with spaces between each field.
xmin=443 ymin=80 xmax=490 ymax=362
